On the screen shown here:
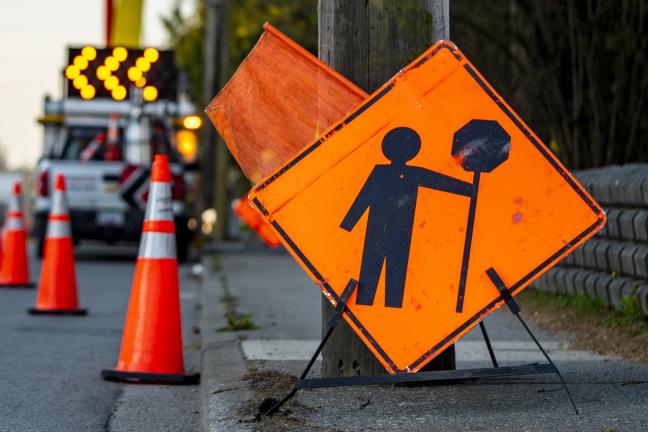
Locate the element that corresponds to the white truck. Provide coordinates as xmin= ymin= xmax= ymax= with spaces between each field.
xmin=35 ymin=46 xmax=201 ymax=261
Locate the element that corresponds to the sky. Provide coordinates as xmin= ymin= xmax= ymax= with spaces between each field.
xmin=0 ymin=0 xmax=192 ymax=169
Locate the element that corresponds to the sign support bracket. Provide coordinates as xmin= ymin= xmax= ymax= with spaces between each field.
xmin=265 ymin=270 xmax=579 ymax=417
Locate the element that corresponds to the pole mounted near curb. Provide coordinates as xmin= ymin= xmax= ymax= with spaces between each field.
xmin=318 ymin=0 xmax=455 ymax=378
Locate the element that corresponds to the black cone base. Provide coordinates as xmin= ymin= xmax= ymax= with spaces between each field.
xmin=101 ymin=369 xmax=200 ymax=385
xmin=28 ymin=308 xmax=87 ymax=316
xmin=0 ymin=282 xmax=35 ymax=289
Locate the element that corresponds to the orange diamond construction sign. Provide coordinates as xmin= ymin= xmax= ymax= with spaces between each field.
xmin=249 ymin=41 xmax=606 ymax=374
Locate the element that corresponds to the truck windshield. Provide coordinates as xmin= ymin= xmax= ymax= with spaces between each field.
xmin=61 ymin=127 xmax=124 ymax=162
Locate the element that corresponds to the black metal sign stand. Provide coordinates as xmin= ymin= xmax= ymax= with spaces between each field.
xmin=265 ymin=268 xmax=578 ymax=416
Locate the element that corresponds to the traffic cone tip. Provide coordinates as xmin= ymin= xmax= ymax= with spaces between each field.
xmin=151 ymin=154 xmax=171 ymax=182
xmin=55 ymin=174 xmax=66 ymax=191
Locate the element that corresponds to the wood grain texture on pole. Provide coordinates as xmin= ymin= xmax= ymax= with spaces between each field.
xmin=318 ymin=0 xmax=455 ymax=377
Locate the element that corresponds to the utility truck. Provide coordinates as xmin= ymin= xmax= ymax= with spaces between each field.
xmin=35 ymin=46 xmax=201 ymax=261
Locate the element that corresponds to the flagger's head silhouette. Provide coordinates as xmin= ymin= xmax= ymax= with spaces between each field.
xmin=382 ymin=127 xmax=421 ymax=165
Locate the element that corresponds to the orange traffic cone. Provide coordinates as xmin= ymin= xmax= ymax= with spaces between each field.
xmin=29 ymin=175 xmax=86 ymax=315
xmin=102 ymin=155 xmax=199 ymax=384
xmin=0 ymin=181 xmax=34 ymax=288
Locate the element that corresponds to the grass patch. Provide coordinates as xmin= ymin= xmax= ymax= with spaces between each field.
xmin=528 ymin=289 xmax=607 ymax=315
xmin=519 ymin=288 xmax=648 ymax=363
xmin=220 ymin=291 xmax=236 ymax=304
xmin=217 ymin=313 xmax=258 ymax=332
xmin=523 ymin=289 xmax=647 ymax=332
xmin=210 ymin=255 xmax=222 ymax=272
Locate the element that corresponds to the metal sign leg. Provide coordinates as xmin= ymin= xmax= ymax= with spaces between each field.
xmin=486 ymin=267 xmax=579 ymax=415
xmin=479 ymin=321 xmax=499 ymax=368
xmin=265 ymin=279 xmax=358 ymax=416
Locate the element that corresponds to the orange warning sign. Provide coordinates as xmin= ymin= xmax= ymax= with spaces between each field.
xmin=249 ymin=41 xmax=605 ymax=373
xmin=206 ymin=23 xmax=366 ymax=183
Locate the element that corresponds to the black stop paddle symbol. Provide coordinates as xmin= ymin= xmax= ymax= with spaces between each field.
xmin=452 ymin=120 xmax=511 ymax=313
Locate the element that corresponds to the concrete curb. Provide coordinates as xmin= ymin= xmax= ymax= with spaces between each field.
xmin=200 ymin=341 xmax=253 ymax=432
xmin=199 ymin=252 xmax=253 ymax=432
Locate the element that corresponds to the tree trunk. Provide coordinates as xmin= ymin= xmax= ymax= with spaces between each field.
xmin=318 ymin=0 xmax=455 ymax=377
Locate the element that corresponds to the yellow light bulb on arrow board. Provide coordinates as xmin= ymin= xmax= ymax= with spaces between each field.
xmin=73 ymin=56 xmax=89 ymax=70
xmin=112 ymin=85 xmax=127 ymax=101
xmin=104 ymin=76 xmax=119 ymax=91
xmin=143 ymin=48 xmax=159 ymax=63
xmin=96 ymin=66 xmax=110 ymax=81
xmin=65 ymin=65 xmax=80 ymax=80
xmin=127 ymin=66 xmax=142 ymax=82
xmin=72 ymin=74 xmax=88 ymax=90
xmin=81 ymin=46 xmax=97 ymax=60
xmin=142 ymin=85 xmax=158 ymax=102
xmin=105 ymin=56 xmax=119 ymax=71
xmin=80 ymin=85 xmax=96 ymax=100
xmin=113 ymin=47 xmax=128 ymax=62
xmin=135 ymin=57 xmax=150 ymax=72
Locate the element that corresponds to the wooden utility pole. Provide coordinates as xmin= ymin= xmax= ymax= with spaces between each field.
xmin=203 ymin=0 xmax=230 ymax=239
xmin=318 ymin=0 xmax=455 ymax=377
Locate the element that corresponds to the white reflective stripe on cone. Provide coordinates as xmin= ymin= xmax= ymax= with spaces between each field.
xmin=46 ymin=220 xmax=72 ymax=239
xmin=51 ymin=189 xmax=69 ymax=215
xmin=144 ymin=182 xmax=174 ymax=222
xmin=6 ymin=217 xmax=24 ymax=230
xmin=138 ymin=232 xmax=177 ymax=259
xmin=8 ymin=195 xmax=22 ymax=213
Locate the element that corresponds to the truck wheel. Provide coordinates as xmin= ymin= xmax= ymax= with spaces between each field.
xmin=176 ymin=237 xmax=190 ymax=263
xmin=37 ymin=235 xmax=45 ymax=259
xmin=33 ymin=212 xmax=48 ymax=260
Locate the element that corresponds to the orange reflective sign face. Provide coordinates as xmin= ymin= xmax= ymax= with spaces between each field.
xmin=249 ymin=41 xmax=605 ymax=373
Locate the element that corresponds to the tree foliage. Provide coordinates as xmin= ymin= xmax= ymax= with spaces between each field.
xmin=162 ymin=0 xmax=316 ymax=106
xmin=165 ymin=0 xmax=648 ymax=170
xmin=453 ymin=0 xmax=648 ymax=169
xmin=162 ymin=1 xmax=206 ymax=104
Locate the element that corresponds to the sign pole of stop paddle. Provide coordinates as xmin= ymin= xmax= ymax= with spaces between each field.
xmin=452 ymin=120 xmax=511 ymax=313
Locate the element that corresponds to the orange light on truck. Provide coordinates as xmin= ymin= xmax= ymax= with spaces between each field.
xmin=176 ymin=130 xmax=197 ymax=160
xmin=183 ymin=115 xmax=202 ymax=130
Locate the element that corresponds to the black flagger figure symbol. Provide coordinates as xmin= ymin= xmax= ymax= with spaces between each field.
xmin=340 ymin=122 xmax=510 ymax=310
xmin=340 ymin=127 xmax=472 ymax=308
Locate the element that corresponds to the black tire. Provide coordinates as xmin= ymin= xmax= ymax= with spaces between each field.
xmin=175 ymin=216 xmax=193 ymax=264
xmin=33 ymin=212 xmax=48 ymax=259
xmin=37 ymin=235 xmax=45 ymax=259
xmin=176 ymin=237 xmax=189 ymax=263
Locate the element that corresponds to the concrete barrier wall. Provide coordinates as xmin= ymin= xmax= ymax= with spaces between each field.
xmin=534 ymin=164 xmax=648 ymax=318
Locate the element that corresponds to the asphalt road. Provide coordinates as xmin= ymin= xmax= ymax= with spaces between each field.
xmin=0 ymin=244 xmax=201 ymax=432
